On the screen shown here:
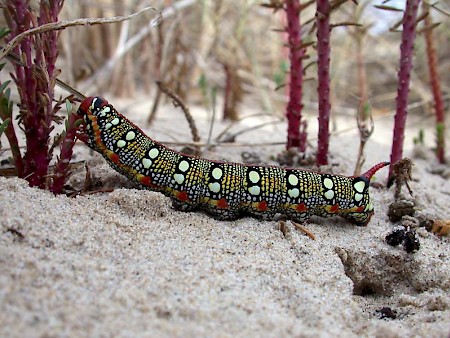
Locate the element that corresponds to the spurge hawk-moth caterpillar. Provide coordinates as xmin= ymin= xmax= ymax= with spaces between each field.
xmin=77 ymin=96 xmax=388 ymax=226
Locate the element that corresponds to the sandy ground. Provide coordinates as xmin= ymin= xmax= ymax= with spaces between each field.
xmin=1 ymin=99 xmax=449 ymax=337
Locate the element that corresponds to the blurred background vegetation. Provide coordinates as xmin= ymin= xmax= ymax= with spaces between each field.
xmin=42 ymin=0 xmax=448 ymax=121
xmin=1 ymin=0 xmax=449 ymax=126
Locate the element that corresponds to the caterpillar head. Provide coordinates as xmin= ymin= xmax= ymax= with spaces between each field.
xmin=343 ymin=176 xmax=374 ymax=226
xmin=78 ymin=96 xmax=110 ymax=119
xmin=77 ymin=96 xmax=111 ymax=149
xmin=344 ymin=162 xmax=389 ymax=226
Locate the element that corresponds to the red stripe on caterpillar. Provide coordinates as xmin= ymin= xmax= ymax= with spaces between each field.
xmin=77 ymin=96 xmax=389 ymax=226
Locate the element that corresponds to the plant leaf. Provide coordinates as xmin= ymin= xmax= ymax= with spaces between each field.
xmin=0 ymin=118 xmax=11 ymax=136
xmin=0 ymin=80 xmax=11 ymax=93
xmin=0 ymin=28 xmax=10 ymax=39
xmin=65 ymin=99 xmax=73 ymax=113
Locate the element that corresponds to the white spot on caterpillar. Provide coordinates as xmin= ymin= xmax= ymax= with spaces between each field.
xmin=248 ymin=185 xmax=260 ymax=195
xmin=149 ymin=148 xmax=159 ymax=159
xmin=324 ymin=189 xmax=334 ymax=200
xmin=212 ymin=167 xmax=223 ymax=180
xmin=90 ymin=97 xmax=97 ymax=109
xmin=209 ymin=182 xmax=221 ymax=193
xmin=179 ymin=160 xmax=189 ymax=172
xmin=354 ymin=181 xmax=365 ymax=193
xmin=288 ymin=174 xmax=298 ymax=186
xmin=99 ymin=106 xmax=110 ymax=117
xmin=126 ymin=131 xmax=136 ymax=141
xmin=174 ymin=173 xmax=185 ymax=185
xmin=354 ymin=193 xmax=363 ymax=202
xmin=323 ymin=178 xmax=334 ymax=189
xmin=288 ymin=188 xmax=300 ymax=198
xmin=111 ymin=117 xmax=120 ymax=126
xmin=105 ymin=123 xmax=112 ymax=130
xmin=117 ymin=140 xmax=126 ymax=148
xmin=142 ymin=158 xmax=152 ymax=169
xmin=249 ymin=171 xmax=260 ymax=184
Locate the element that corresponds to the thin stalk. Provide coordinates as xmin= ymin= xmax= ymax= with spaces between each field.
xmin=223 ymin=63 xmax=232 ymax=120
xmin=316 ymin=0 xmax=331 ymax=166
xmin=422 ymin=2 xmax=446 ymax=163
xmin=8 ymin=0 xmax=50 ymax=188
xmin=0 ymin=104 xmax=23 ymax=176
xmin=353 ymin=6 xmax=374 ymax=176
xmin=51 ymin=108 xmax=83 ymax=194
xmin=389 ymin=0 xmax=421 ymax=179
xmin=285 ymin=0 xmax=307 ymax=151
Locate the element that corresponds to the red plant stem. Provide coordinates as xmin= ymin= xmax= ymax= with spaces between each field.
xmin=316 ymin=0 xmax=331 ymax=166
xmin=389 ymin=0 xmax=420 ymax=179
xmin=278 ymin=10 xmax=290 ymax=100
xmin=38 ymin=1 xmax=61 ymax=127
xmin=423 ymin=4 xmax=446 ymax=163
xmin=285 ymin=0 xmax=307 ymax=151
xmin=7 ymin=0 xmax=63 ymax=188
xmin=9 ymin=0 xmax=43 ymax=186
xmin=0 ymin=114 xmax=24 ymax=176
xmin=39 ymin=1 xmax=62 ymax=80
xmin=50 ymin=111 xmax=82 ymax=194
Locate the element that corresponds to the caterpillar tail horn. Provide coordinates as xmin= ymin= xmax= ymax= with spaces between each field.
xmin=361 ymin=162 xmax=390 ymax=180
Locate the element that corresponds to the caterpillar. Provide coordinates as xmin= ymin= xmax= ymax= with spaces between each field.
xmin=77 ymin=96 xmax=389 ymax=226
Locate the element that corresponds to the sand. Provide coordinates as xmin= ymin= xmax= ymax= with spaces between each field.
xmin=1 ymin=100 xmax=449 ymax=337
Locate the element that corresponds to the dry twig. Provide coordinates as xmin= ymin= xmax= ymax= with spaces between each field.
xmin=156 ymin=81 xmax=201 ymax=155
xmin=293 ymin=221 xmax=316 ymax=240
xmin=0 ymin=6 xmax=161 ymax=61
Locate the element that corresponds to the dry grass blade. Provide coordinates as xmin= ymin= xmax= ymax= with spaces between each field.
xmin=217 ymin=120 xmax=284 ymax=143
xmin=0 ymin=6 xmax=161 ymax=61
xmin=416 ymin=22 xmax=441 ymax=34
xmin=374 ymin=5 xmax=404 ymax=11
xmin=331 ymin=22 xmax=363 ymax=29
xmin=430 ymin=3 xmax=450 ymax=17
xmin=292 ymin=221 xmax=316 ymax=240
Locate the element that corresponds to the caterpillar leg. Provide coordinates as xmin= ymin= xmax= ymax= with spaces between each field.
xmin=172 ymin=198 xmax=241 ymax=221
xmin=208 ymin=208 xmax=241 ymax=221
xmin=172 ymin=199 xmax=197 ymax=212
xmin=341 ymin=211 xmax=374 ymax=226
